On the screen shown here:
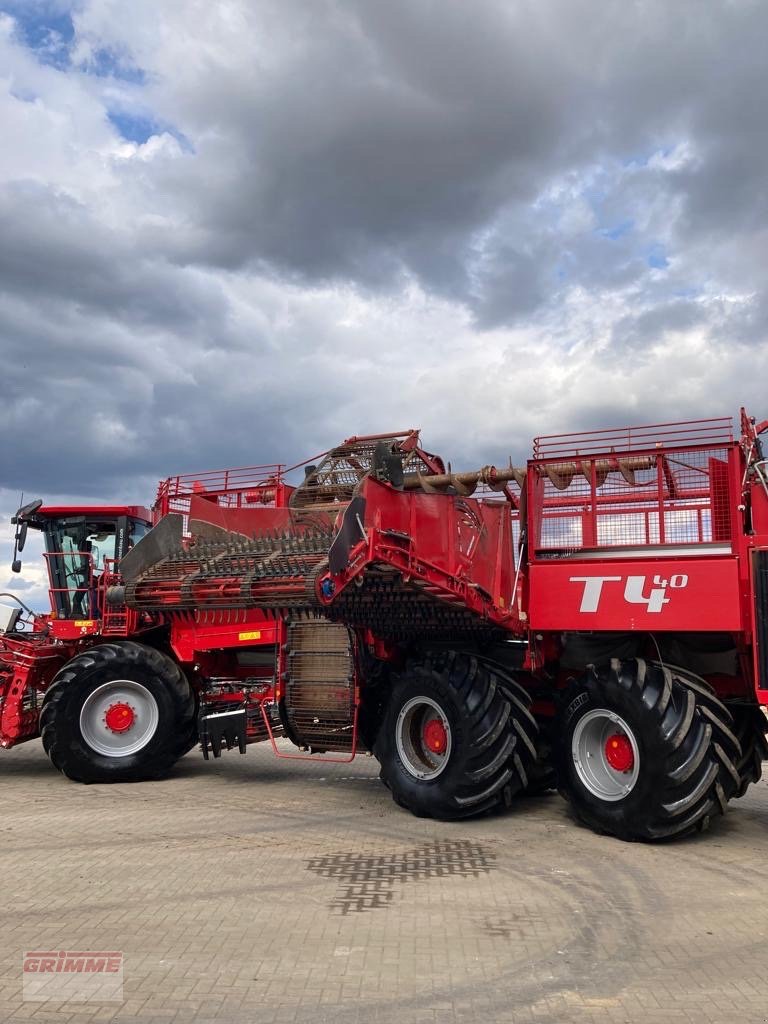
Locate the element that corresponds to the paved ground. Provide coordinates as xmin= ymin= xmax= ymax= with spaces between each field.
xmin=1 ymin=741 xmax=767 ymax=1024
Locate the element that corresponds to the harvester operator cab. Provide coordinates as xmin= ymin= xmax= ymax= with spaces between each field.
xmin=10 ymin=503 xmax=151 ymax=620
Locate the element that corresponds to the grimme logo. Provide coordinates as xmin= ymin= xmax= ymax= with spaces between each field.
xmin=570 ymin=573 xmax=689 ymax=614
xmin=22 ymin=950 xmax=123 ymax=1002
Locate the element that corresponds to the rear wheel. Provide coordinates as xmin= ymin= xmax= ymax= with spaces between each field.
xmin=730 ymin=704 xmax=768 ymax=797
xmin=557 ymin=658 xmax=741 ymax=841
xmin=40 ymin=642 xmax=195 ymax=783
xmin=662 ymin=664 xmax=767 ymax=799
xmin=375 ymin=651 xmax=538 ymax=820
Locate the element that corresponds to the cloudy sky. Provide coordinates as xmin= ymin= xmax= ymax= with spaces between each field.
xmin=1 ymin=0 xmax=767 ymax=604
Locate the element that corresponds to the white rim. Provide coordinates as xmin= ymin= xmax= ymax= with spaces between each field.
xmin=395 ymin=696 xmax=452 ymax=780
xmin=571 ymin=708 xmax=640 ymax=801
xmin=79 ymin=679 xmax=160 ymax=758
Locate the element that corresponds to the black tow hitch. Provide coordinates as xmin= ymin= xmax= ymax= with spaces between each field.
xmin=199 ymin=706 xmax=248 ymax=759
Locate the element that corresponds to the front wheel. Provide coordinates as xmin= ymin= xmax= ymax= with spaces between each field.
xmin=375 ymin=651 xmax=538 ymax=820
xmin=557 ymin=658 xmax=741 ymax=841
xmin=40 ymin=642 xmax=195 ymax=783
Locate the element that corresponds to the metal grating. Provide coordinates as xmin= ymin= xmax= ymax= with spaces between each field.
xmin=283 ymin=620 xmax=356 ymax=751
xmin=289 ymin=434 xmax=437 ymax=510
xmin=533 ymin=446 xmax=735 ymax=553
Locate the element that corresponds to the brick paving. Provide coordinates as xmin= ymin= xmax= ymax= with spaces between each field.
xmin=1 ymin=739 xmax=767 ymax=1023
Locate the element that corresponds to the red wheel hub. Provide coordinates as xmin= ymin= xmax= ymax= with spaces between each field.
xmin=105 ymin=702 xmax=135 ymax=734
xmin=423 ymin=718 xmax=448 ymax=755
xmin=604 ymin=732 xmax=634 ymax=772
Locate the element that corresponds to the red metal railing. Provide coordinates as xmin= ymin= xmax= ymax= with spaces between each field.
xmin=43 ymin=551 xmax=96 ymax=619
xmin=98 ymin=560 xmax=138 ymax=637
xmin=531 ymin=442 xmax=737 ymax=554
xmin=154 ymin=464 xmax=289 ymax=528
xmin=533 ymin=417 xmax=734 ymax=458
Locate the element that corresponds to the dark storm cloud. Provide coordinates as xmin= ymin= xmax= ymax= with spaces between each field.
xmin=134 ymin=0 xmax=768 ymax=319
xmin=0 ymin=269 xmax=344 ymax=497
xmin=0 ymin=183 xmax=233 ymax=330
xmin=155 ymin=0 xmax=583 ymax=299
xmin=2 ymin=0 xmax=768 ymax=528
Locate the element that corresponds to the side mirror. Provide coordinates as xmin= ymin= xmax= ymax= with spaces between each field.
xmin=16 ymin=521 xmax=28 ymax=553
xmin=10 ymin=497 xmax=41 ymax=574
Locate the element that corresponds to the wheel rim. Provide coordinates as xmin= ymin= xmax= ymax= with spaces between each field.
xmin=79 ymin=680 xmax=160 ymax=757
xmin=395 ymin=696 xmax=452 ymax=780
xmin=571 ymin=709 xmax=640 ymax=801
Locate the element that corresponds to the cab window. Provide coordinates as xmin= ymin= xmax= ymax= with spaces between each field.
xmin=45 ymin=518 xmax=118 ymax=619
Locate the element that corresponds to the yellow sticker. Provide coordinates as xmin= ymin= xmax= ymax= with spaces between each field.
xmin=238 ymin=630 xmax=262 ymax=641
xmin=74 ymin=620 xmax=95 ymax=628
xmin=498 ymin=596 xmax=505 ymax=607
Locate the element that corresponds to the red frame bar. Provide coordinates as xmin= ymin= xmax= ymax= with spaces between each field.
xmin=534 ymin=417 xmax=734 ymax=458
xmin=259 ymin=702 xmax=360 ymax=764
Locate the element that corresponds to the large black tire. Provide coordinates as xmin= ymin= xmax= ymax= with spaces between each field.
xmin=374 ymin=651 xmax=538 ymax=820
xmin=557 ymin=658 xmax=741 ymax=841
xmin=475 ymin=655 xmax=556 ymax=795
xmin=662 ymin=664 xmax=767 ymax=799
xmin=40 ymin=641 xmax=195 ymax=784
xmin=730 ymin=704 xmax=768 ymax=797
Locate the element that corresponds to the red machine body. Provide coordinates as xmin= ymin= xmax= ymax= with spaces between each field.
xmin=2 ymin=412 xmax=768 ymax=842
xmin=521 ymin=413 xmax=767 ymax=705
xmin=0 ymin=464 xmax=290 ymax=748
xmin=301 ymin=412 xmax=765 ymax=700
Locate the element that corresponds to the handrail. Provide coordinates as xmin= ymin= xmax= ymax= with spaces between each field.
xmin=534 ymin=417 xmax=734 ymax=458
